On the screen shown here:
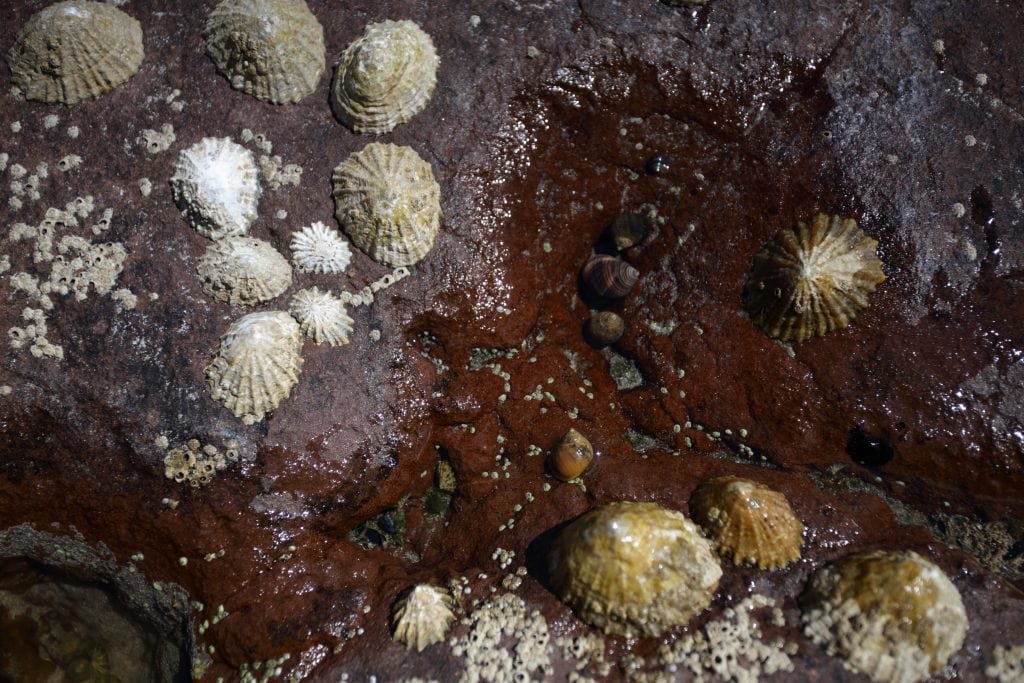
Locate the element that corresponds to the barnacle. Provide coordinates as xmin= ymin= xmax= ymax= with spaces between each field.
xmin=743 ymin=213 xmax=885 ymax=342
xmin=330 ymin=20 xmax=439 ymax=134
xmin=548 ymin=501 xmax=722 ymax=637
xmin=689 ymin=476 xmax=803 ymax=569
xmin=289 ymin=287 xmax=354 ymax=346
xmin=206 ymin=311 xmax=303 ymax=424
xmin=390 ymin=584 xmax=456 ymax=652
xmin=6 ymin=1 xmax=145 ymax=105
xmin=205 ymin=0 xmax=325 ymax=104
xmin=196 ymin=236 xmax=292 ymax=305
xmin=332 ymin=142 xmax=442 ymax=267
xmin=170 ymin=137 xmax=261 ymax=241
xmin=800 ymin=550 xmax=968 ymax=683
xmin=289 ymin=221 xmax=352 ymax=274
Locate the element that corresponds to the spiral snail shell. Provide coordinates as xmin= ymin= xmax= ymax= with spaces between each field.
xmin=584 ymin=311 xmax=625 ymax=347
xmin=582 ymin=255 xmax=639 ymax=298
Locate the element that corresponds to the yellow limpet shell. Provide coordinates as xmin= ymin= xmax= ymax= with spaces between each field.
xmin=6 ymin=1 xmax=145 ymax=105
xmin=206 ymin=311 xmax=303 ymax=424
xmin=801 ymin=550 xmax=968 ymax=683
xmin=689 ymin=476 xmax=804 ymax=570
xmin=548 ymin=501 xmax=722 ymax=638
xmin=744 ymin=213 xmax=885 ymax=342
xmin=332 ymin=142 xmax=442 ymax=268
xmin=196 ymin=236 xmax=292 ymax=306
xmin=390 ymin=584 xmax=456 ymax=652
xmin=205 ymin=0 xmax=325 ymax=104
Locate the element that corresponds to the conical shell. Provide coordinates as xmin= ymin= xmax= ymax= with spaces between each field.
xmin=289 ymin=287 xmax=353 ymax=346
xmin=205 ymin=0 xmax=325 ymax=104
xmin=330 ymin=20 xmax=439 ymax=134
xmin=170 ymin=137 xmax=261 ymax=241
xmin=800 ymin=550 xmax=968 ymax=683
xmin=582 ymin=255 xmax=640 ymax=298
xmin=290 ymin=221 xmax=352 ymax=274
xmin=196 ymin=236 xmax=292 ymax=305
xmin=390 ymin=584 xmax=456 ymax=652
xmin=332 ymin=142 xmax=441 ymax=267
xmin=744 ymin=213 xmax=885 ymax=342
xmin=689 ymin=476 xmax=803 ymax=569
xmin=548 ymin=501 xmax=722 ymax=638
xmin=6 ymin=1 xmax=145 ymax=105
xmin=550 ymin=428 xmax=594 ymax=481
xmin=206 ymin=311 xmax=303 ymax=424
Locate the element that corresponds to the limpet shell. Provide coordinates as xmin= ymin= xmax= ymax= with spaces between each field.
xmin=204 ymin=0 xmax=325 ymax=104
xmin=584 ymin=311 xmax=625 ymax=346
xmin=744 ymin=213 xmax=885 ymax=343
xmin=330 ymin=20 xmax=439 ymax=134
xmin=548 ymin=501 xmax=722 ymax=637
xmin=289 ymin=287 xmax=354 ymax=346
xmin=551 ymin=428 xmax=594 ymax=481
xmin=170 ymin=137 xmax=261 ymax=241
xmin=332 ymin=142 xmax=441 ymax=267
xmin=6 ymin=1 xmax=145 ymax=105
xmin=582 ymin=255 xmax=639 ymax=298
xmin=197 ymin=236 xmax=292 ymax=305
xmin=206 ymin=311 xmax=303 ymax=424
xmin=800 ymin=550 xmax=968 ymax=683
xmin=689 ymin=476 xmax=803 ymax=569
xmin=390 ymin=584 xmax=456 ymax=652
xmin=290 ymin=221 xmax=352 ymax=274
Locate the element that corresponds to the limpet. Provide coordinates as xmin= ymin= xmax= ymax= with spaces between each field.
xmin=205 ymin=0 xmax=325 ymax=104
xmin=548 ymin=501 xmax=721 ymax=637
xmin=800 ymin=550 xmax=968 ymax=683
xmin=170 ymin=138 xmax=261 ymax=241
xmin=332 ymin=142 xmax=442 ymax=267
xmin=689 ymin=476 xmax=803 ymax=569
xmin=206 ymin=311 xmax=303 ymax=424
xmin=550 ymin=428 xmax=594 ymax=481
xmin=390 ymin=584 xmax=456 ymax=652
xmin=743 ymin=213 xmax=885 ymax=342
xmin=289 ymin=221 xmax=352 ymax=274
xmin=6 ymin=1 xmax=145 ymax=105
xmin=582 ymin=254 xmax=639 ymax=298
xmin=330 ymin=20 xmax=439 ymax=134
xmin=196 ymin=236 xmax=292 ymax=306
xmin=289 ymin=287 xmax=354 ymax=346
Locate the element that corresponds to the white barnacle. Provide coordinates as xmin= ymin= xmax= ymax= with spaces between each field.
xmin=288 ymin=287 xmax=353 ymax=346
xmin=289 ymin=221 xmax=351 ymax=274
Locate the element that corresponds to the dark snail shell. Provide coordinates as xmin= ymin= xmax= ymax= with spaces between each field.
xmin=584 ymin=311 xmax=625 ymax=347
xmin=582 ymin=255 xmax=639 ymax=298
xmin=608 ymin=213 xmax=653 ymax=251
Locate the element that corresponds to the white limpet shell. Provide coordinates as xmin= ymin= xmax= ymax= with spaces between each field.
xmin=289 ymin=287 xmax=354 ymax=346
xmin=170 ymin=138 xmax=261 ymax=241
xmin=330 ymin=19 xmax=439 ymax=134
xmin=196 ymin=236 xmax=292 ymax=305
xmin=290 ymin=221 xmax=352 ymax=274
xmin=6 ymin=1 xmax=145 ymax=105
xmin=206 ymin=311 xmax=303 ymax=424
xmin=390 ymin=584 xmax=456 ymax=652
xmin=205 ymin=0 xmax=325 ymax=104
xmin=332 ymin=142 xmax=441 ymax=268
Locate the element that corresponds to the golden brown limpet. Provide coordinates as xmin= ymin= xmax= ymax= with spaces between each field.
xmin=550 ymin=428 xmax=594 ymax=481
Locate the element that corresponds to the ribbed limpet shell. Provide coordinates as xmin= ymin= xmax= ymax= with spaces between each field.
xmin=290 ymin=221 xmax=352 ymax=274
xmin=206 ymin=311 xmax=303 ymax=424
xmin=170 ymin=138 xmax=261 ymax=241
xmin=6 ymin=1 xmax=145 ymax=106
xmin=204 ymin=0 xmax=325 ymax=104
xmin=390 ymin=584 xmax=456 ymax=652
xmin=330 ymin=20 xmax=439 ymax=134
xmin=196 ymin=236 xmax=292 ymax=305
xmin=289 ymin=287 xmax=353 ymax=346
xmin=332 ymin=142 xmax=442 ymax=267
xmin=548 ymin=501 xmax=722 ymax=638
xmin=744 ymin=213 xmax=885 ymax=343
xmin=689 ymin=476 xmax=803 ymax=569
xmin=800 ymin=550 xmax=968 ymax=683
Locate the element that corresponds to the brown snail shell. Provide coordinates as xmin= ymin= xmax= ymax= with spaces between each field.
xmin=551 ymin=428 xmax=594 ymax=481
xmin=582 ymin=255 xmax=639 ymax=298
xmin=608 ymin=212 xmax=652 ymax=251
xmin=584 ymin=311 xmax=625 ymax=346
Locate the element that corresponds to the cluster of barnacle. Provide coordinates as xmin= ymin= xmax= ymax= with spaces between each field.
xmin=162 ymin=438 xmax=240 ymax=488
xmin=580 ymin=213 xmax=651 ymax=347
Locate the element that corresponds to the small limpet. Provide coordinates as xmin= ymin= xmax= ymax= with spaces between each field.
xmin=548 ymin=501 xmax=721 ymax=637
xmin=330 ymin=20 xmax=439 ymax=134
xmin=196 ymin=236 xmax=292 ymax=306
xmin=289 ymin=221 xmax=352 ymax=274
xmin=289 ymin=287 xmax=354 ymax=346
xmin=743 ymin=213 xmax=885 ymax=343
xmin=332 ymin=142 xmax=442 ymax=267
xmin=6 ymin=1 xmax=145 ymax=105
xmin=550 ymin=428 xmax=594 ymax=481
xmin=390 ymin=584 xmax=456 ymax=652
xmin=205 ymin=0 xmax=325 ymax=104
xmin=206 ymin=311 xmax=303 ymax=424
xmin=170 ymin=138 xmax=261 ymax=241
